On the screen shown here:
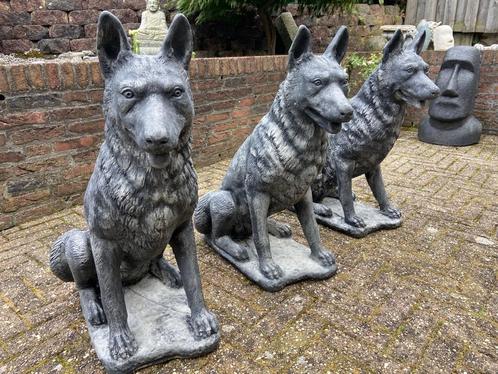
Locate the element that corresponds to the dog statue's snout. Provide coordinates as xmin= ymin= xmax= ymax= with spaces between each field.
xmin=339 ymin=104 xmax=354 ymax=121
xmin=145 ymin=136 xmax=170 ymax=146
xmin=430 ymin=87 xmax=440 ymax=98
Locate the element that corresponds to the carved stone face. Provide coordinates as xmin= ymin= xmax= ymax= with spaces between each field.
xmin=429 ymin=46 xmax=481 ymax=122
xmin=147 ymin=0 xmax=159 ymax=12
xmin=433 ymin=25 xmax=454 ymax=51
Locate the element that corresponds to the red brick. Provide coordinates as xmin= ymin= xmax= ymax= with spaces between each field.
xmin=68 ymin=9 xmax=99 ymax=25
xmin=44 ymin=63 xmax=61 ymax=90
xmin=1 ymin=112 xmax=48 ymax=129
xmin=25 ymin=143 xmax=52 ymax=157
xmin=84 ymin=23 xmax=97 ymax=38
xmin=87 ymin=89 xmax=103 ymax=103
xmin=73 ymin=62 xmax=89 ymax=87
xmin=9 ymin=125 xmax=65 ymax=145
xmin=68 ymin=119 xmax=104 ymax=134
xmin=62 ymin=90 xmax=88 ymax=104
xmin=8 ymin=65 xmax=29 ymax=92
xmin=38 ymin=38 xmax=71 ymax=54
xmin=11 ymin=0 xmax=44 ymax=12
xmin=64 ymin=162 xmax=94 ymax=178
xmin=49 ymin=24 xmax=84 ymax=39
xmin=206 ymin=112 xmax=230 ymax=123
xmin=31 ymin=10 xmax=68 ymax=25
xmin=108 ymin=9 xmax=138 ymax=23
xmin=0 ymin=66 xmax=8 ymax=91
xmin=54 ymin=136 xmax=98 ymax=152
xmin=1 ymin=39 xmax=33 ymax=54
xmin=1 ymin=189 xmax=51 ymax=213
xmin=12 ymin=25 xmax=48 ymax=40
xmin=232 ymin=107 xmax=251 ymax=119
xmin=0 ymin=151 xmax=24 ymax=163
xmin=88 ymin=0 xmax=113 ymax=9
xmin=89 ymin=62 xmax=103 ymax=86
xmin=60 ymin=62 xmax=75 ymax=89
xmin=49 ymin=105 xmax=102 ymax=122
xmin=0 ymin=133 xmax=6 ymax=146
xmin=14 ymin=201 xmax=65 ymax=225
xmin=54 ymin=180 xmax=86 ymax=196
xmin=0 ymin=214 xmax=14 ymax=230
xmin=70 ymin=38 xmax=95 ymax=52
xmin=27 ymin=63 xmax=46 ymax=90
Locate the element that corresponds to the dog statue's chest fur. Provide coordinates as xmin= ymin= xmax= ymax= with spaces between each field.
xmin=85 ymin=133 xmax=197 ymax=257
xmin=223 ymin=90 xmax=328 ymax=214
xmin=333 ymin=75 xmax=405 ymax=177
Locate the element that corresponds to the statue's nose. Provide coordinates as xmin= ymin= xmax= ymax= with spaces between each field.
xmin=442 ymin=65 xmax=459 ymax=97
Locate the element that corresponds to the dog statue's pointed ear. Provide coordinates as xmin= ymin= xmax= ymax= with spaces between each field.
xmin=324 ymin=26 xmax=348 ymax=63
xmin=410 ymin=29 xmax=426 ymax=55
xmin=288 ymin=25 xmax=312 ymax=69
xmin=382 ymin=29 xmax=404 ymax=63
xmin=97 ymin=11 xmax=131 ymax=79
xmin=161 ymin=13 xmax=193 ymax=70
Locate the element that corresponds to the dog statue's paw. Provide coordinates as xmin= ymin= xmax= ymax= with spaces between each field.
xmin=381 ymin=205 xmax=401 ymax=220
xmin=109 ymin=326 xmax=138 ymax=361
xmin=259 ymin=259 xmax=284 ymax=280
xmin=189 ymin=308 xmax=219 ymax=340
xmin=313 ymin=202 xmax=333 ymax=217
xmin=150 ymin=258 xmax=183 ymax=288
xmin=311 ymin=249 xmax=336 ymax=267
xmin=79 ymin=288 xmax=107 ymax=326
xmin=268 ymin=219 xmax=292 ymax=238
xmin=345 ymin=214 xmax=366 ymax=228
xmin=215 ymin=236 xmax=249 ymax=262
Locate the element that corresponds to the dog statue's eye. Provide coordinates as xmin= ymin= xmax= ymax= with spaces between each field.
xmin=121 ymin=89 xmax=135 ymax=99
xmin=406 ymin=67 xmax=415 ymax=74
xmin=340 ymin=78 xmax=349 ymax=86
xmin=424 ymin=65 xmax=429 ymax=73
xmin=313 ymin=79 xmax=322 ymax=86
xmin=173 ymin=87 xmax=184 ymax=97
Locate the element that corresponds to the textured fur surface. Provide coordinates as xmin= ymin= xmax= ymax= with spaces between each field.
xmin=49 ymin=11 xmax=218 ymax=361
xmin=312 ymin=30 xmax=440 ymax=228
xmin=195 ymin=26 xmax=353 ymax=280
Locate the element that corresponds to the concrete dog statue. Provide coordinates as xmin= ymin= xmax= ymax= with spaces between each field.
xmin=194 ymin=25 xmax=353 ymax=280
xmin=311 ymin=29 xmax=440 ymax=230
xmin=49 ymin=11 xmax=218 ymax=361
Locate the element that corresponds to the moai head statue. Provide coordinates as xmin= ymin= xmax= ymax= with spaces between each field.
xmin=419 ymin=46 xmax=482 ymax=146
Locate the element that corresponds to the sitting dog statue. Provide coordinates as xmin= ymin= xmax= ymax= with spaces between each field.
xmin=49 ymin=11 xmax=218 ymax=362
xmin=194 ymin=25 xmax=353 ymax=281
xmin=312 ymin=30 xmax=440 ymax=231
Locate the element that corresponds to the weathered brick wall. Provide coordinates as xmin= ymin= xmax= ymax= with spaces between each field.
xmin=0 ymin=55 xmax=286 ymax=229
xmin=289 ymin=4 xmax=402 ymax=53
xmin=0 ymin=51 xmax=496 ymax=229
xmin=0 ymin=0 xmax=146 ymax=54
xmin=404 ymin=51 xmax=498 ymax=135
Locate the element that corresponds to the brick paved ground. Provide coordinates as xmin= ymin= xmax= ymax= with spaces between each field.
xmin=0 ymin=130 xmax=496 ymax=373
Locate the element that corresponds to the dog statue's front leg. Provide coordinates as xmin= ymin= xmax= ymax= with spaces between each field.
xmin=295 ymin=189 xmax=335 ymax=267
xmin=336 ymin=160 xmax=366 ymax=228
xmin=248 ymin=191 xmax=283 ymax=279
xmin=90 ymin=235 xmax=138 ymax=360
xmin=365 ymin=165 xmax=401 ymax=219
xmin=170 ymin=220 xmax=218 ymax=340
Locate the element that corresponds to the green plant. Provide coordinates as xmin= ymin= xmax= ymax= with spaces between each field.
xmin=176 ymin=0 xmax=360 ymax=54
xmin=344 ymin=52 xmax=382 ymax=80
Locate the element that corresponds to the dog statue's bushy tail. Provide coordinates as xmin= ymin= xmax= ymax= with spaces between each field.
xmin=49 ymin=231 xmax=75 ymax=282
xmin=194 ymin=192 xmax=214 ymax=234
xmin=49 ymin=229 xmax=91 ymax=283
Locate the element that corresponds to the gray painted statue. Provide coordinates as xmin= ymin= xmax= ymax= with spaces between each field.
xmin=194 ymin=26 xmax=353 ymax=290
xmin=418 ymin=46 xmax=482 ymax=146
xmin=311 ymin=30 xmax=440 ymax=237
xmin=49 ymin=11 xmax=218 ymax=373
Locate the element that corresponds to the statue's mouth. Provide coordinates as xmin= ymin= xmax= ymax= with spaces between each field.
xmin=147 ymin=153 xmax=170 ymax=169
xmin=396 ymin=90 xmax=427 ymax=109
xmin=305 ymin=108 xmax=343 ymax=134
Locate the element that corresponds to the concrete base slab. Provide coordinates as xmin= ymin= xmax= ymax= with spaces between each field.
xmin=87 ymin=276 xmax=220 ymax=374
xmin=315 ymin=197 xmax=402 ymax=238
xmin=205 ymin=234 xmax=337 ymax=292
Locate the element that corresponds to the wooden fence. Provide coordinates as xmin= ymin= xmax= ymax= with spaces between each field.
xmin=405 ymin=0 xmax=498 ymax=33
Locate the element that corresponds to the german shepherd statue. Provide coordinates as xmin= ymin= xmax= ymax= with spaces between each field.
xmin=49 ymin=12 xmax=218 ymax=361
xmin=311 ymin=30 xmax=439 ymax=229
xmin=194 ymin=25 xmax=353 ymax=280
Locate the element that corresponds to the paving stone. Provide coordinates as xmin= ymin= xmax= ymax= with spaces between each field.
xmin=0 ymin=131 xmax=496 ymax=372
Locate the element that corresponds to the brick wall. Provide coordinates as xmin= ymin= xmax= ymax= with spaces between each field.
xmin=0 ymin=51 xmax=496 ymax=229
xmin=0 ymin=55 xmax=286 ymax=229
xmin=0 ymin=0 xmax=146 ymax=54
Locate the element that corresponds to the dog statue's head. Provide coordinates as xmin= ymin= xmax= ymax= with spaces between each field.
xmin=379 ymin=29 xmax=440 ymax=108
xmin=97 ymin=11 xmax=194 ymax=169
xmin=285 ymin=26 xmax=353 ymax=134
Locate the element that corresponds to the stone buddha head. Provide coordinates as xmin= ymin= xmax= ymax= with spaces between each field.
xmin=147 ymin=0 xmax=160 ymax=12
xmin=429 ymin=46 xmax=481 ymax=122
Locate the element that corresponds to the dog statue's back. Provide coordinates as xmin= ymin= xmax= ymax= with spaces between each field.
xmin=312 ymin=30 xmax=439 ymax=227
xmin=49 ymin=11 xmax=218 ymax=361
